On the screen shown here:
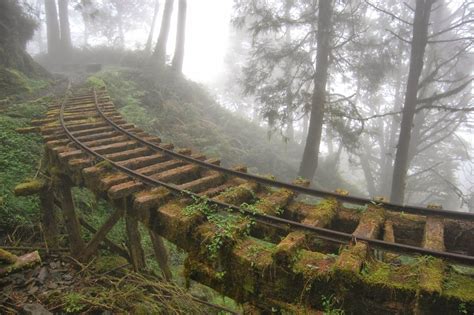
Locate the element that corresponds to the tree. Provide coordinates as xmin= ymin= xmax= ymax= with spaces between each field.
xmin=145 ymin=0 xmax=160 ymax=54
xmin=390 ymin=0 xmax=434 ymax=204
xmin=298 ymin=0 xmax=333 ymax=178
xmin=0 ymin=0 xmax=42 ymax=75
xmin=171 ymin=0 xmax=187 ymax=73
xmin=153 ymin=0 xmax=174 ymax=63
xmin=58 ymin=0 xmax=72 ymax=53
xmin=44 ymin=0 xmax=60 ymax=56
xmin=389 ymin=0 xmax=473 ymax=204
xmin=234 ymin=0 xmax=365 ymax=182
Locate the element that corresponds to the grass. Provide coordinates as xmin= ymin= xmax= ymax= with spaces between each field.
xmin=0 ymin=96 xmax=50 ymax=229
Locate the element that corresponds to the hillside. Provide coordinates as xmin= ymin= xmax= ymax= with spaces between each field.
xmin=87 ymin=66 xmax=361 ymax=195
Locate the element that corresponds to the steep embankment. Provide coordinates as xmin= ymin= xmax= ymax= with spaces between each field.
xmin=0 ymin=1 xmax=55 ymax=231
xmin=87 ymin=67 xmax=361 ymax=194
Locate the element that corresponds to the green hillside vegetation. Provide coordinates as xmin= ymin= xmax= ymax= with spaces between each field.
xmin=86 ymin=66 xmax=360 ymax=194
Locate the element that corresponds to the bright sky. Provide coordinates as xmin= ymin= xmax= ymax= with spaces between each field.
xmin=28 ymin=0 xmax=234 ymax=85
xmin=167 ymin=0 xmax=233 ymax=84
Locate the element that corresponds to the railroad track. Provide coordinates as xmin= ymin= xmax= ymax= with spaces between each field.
xmin=31 ymin=85 xmax=474 ymax=313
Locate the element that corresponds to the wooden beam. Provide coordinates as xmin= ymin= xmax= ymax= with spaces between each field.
xmin=81 ymin=206 xmax=124 ymax=261
xmin=39 ymin=187 xmax=59 ymax=249
xmin=79 ymin=217 xmax=130 ymax=260
xmin=149 ymin=230 xmax=172 ymax=281
xmin=125 ymin=199 xmax=145 ymax=271
xmin=58 ymin=176 xmax=85 ymax=258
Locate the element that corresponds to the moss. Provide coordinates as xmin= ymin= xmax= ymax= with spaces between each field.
xmin=0 ymin=100 xmax=46 ymax=228
xmin=86 ymin=76 xmax=106 ymax=89
xmin=0 ymin=67 xmax=49 ymax=99
xmin=419 ymin=257 xmax=444 ymax=293
xmin=234 ymin=238 xmax=275 ymax=269
xmin=92 ymin=255 xmax=128 ymax=273
xmin=255 ymin=189 xmax=294 ymax=215
xmin=14 ymin=179 xmax=46 ymax=196
xmin=305 ymin=198 xmax=338 ymax=226
xmin=95 ymin=160 xmax=114 ymax=171
xmin=0 ymin=248 xmax=18 ymax=264
xmin=292 ymin=250 xmax=334 ymax=280
xmin=361 ymin=260 xmax=418 ymax=291
xmin=444 ymin=270 xmax=474 ymax=302
xmin=216 ymin=183 xmax=257 ymax=206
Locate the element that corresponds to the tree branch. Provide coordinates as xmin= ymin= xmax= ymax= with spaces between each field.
xmin=365 ymin=0 xmax=413 ymax=25
xmin=416 ymin=79 xmax=472 ymax=104
xmin=428 ymin=37 xmax=474 ymax=44
xmin=387 ymin=29 xmax=412 ymax=44
xmin=428 ymin=19 xmax=474 ymax=38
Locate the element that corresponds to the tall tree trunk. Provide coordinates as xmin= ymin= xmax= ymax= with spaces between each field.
xmin=44 ymin=0 xmax=60 ymax=56
xmin=361 ymin=142 xmax=377 ymax=197
xmin=145 ymin=0 xmax=160 ymax=54
xmin=379 ymin=40 xmax=405 ymax=197
xmin=153 ymin=0 xmax=174 ymax=63
xmin=286 ymin=113 xmax=294 ymax=142
xmin=58 ymin=0 xmax=72 ymax=54
xmin=301 ymin=112 xmax=309 ymax=144
xmin=117 ymin=4 xmax=125 ymax=47
xmin=284 ymin=0 xmax=294 ymax=142
xmin=390 ymin=0 xmax=433 ymax=204
xmin=35 ymin=0 xmax=45 ymax=53
xmin=172 ymin=0 xmax=187 ymax=73
xmin=298 ymin=0 xmax=333 ymax=179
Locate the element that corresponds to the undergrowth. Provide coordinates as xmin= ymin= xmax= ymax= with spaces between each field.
xmin=0 ymin=96 xmax=49 ymax=229
xmin=85 ymin=66 xmax=361 ymax=195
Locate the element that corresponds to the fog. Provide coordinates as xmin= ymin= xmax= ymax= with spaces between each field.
xmin=23 ymin=0 xmax=474 ymax=211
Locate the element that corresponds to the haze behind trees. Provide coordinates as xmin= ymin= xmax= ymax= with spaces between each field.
xmin=24 ymin=0 xmax=474 ymax=211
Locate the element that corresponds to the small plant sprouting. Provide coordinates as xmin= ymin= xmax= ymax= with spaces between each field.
xmin=321 ymin=294 xmax=345 ymax=315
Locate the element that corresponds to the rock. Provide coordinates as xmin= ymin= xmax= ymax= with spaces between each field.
xmin=37 ymin=267 xmax=48 ymax=284
xmin=27 ymin=285 xmax=38 ymax=295
xmin=62 ymin=273 xmax=73 ymax=281
xmin=49 ymin=261 xmax=59 ymax=269
xmin=46 ymin=282 xmax=58 ymax=289
xmin=21 ymin=303 xmax=52 ymax=315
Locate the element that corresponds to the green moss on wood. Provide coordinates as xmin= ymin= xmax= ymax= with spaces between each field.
xmin=14 ymin=179 xmax=46 ymax=196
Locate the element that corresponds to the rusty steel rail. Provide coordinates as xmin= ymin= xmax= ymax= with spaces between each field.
xmin=56 ymin=89 xmax=474 ymax=265
xmin=92 ymin=91 xmax=474 ymax=221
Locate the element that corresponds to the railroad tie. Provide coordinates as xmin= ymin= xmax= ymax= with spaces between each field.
xmin=419 ymin=215 xmax=446 ymax=294
xmin=272 ymin=198 xmax=339 ymax=267
xmin=335 ymin=205 xmax=385 ymax=273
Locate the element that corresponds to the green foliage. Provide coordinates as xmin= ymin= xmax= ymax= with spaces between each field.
xmin=183 ymin=197 xmax=254 ymax=259
xmin=86 ymin=76 xmax=106 ymax=89
xmin=73 ymin=187 xmax=127 ymax=245
xmin=321 ymin=294 xmax=345 ymax=315
xmin=0 ymin=68 xmax=49 ymax=99
xmin=63 ymin=292 xmax=86 ymax=313
xmin=90 ymin=67 xmax=360 ymax=192
xmin=0 ymin=98 xmax=48 ymax=229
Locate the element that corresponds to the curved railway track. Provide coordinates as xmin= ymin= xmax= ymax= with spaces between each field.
xmin=47 ymin=86 xmax=473 ymax=265
xmin=27 ymin=84 xmax=474 ymax=312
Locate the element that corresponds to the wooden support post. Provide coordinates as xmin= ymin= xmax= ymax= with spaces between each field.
xmin=149 ymin=230 xmax=173 ymax=281
xmin=14 ymin=176 xmax=59 ymax=250
xmin=78 ymin=217 xmax=130 ymax=260
xmin=58 ymin=176 xmax=85 ymax=258
xmin=125 ymin=199 xmax=145 ymax=271
xmin=39 ymin=187 xmax=59 ymax=250
xmin=81 ymin=206 xmax=124 ymax=261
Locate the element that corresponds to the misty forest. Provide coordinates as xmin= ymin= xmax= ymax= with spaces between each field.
xmin=0 ymin=0 xmax=473 ymax=314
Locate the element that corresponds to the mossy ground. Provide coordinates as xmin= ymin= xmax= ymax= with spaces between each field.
xmin=0 ymin=96 xmax=50 ymax=229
